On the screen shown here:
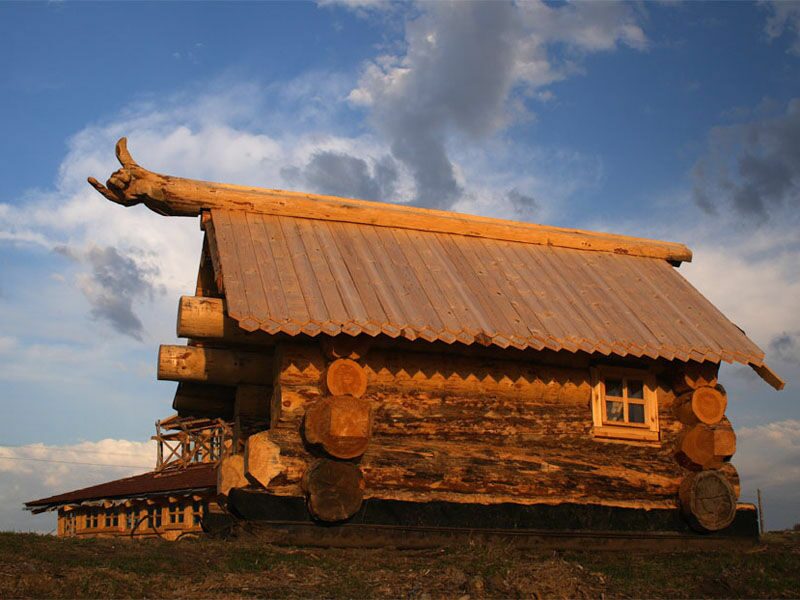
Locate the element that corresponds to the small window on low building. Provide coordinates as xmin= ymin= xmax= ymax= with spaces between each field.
xmin=591 ymin=367 xmax=659 ymax=442
xmin=168 ymin=504 xmax=185 ymax=525
xmin=192 ymin=501 xmax=203 ymax=526
xmin=147 ymin=507 xmax=162 ymax=529
xmin=125 ymin=510 xmax=136 ymax=530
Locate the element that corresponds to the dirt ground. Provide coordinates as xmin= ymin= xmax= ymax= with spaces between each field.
xmin=1 ymin=530 xmax=798 ymax=599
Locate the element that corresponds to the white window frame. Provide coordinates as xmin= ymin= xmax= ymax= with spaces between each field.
xmin=591 ymin=366 xmax=659 ymax=442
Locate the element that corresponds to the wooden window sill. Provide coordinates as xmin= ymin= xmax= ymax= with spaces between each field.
xmin=593 ymin=425 xmax=660 ymax=443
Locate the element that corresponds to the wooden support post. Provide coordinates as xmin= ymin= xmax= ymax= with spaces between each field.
xmin=158 ymin=345 xmax=274 ymax=386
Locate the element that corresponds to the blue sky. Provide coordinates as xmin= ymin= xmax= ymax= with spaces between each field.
xmin=1 ymin=0 xmax=799 ymax=531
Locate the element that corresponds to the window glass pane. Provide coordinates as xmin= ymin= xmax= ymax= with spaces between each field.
xmin=606 ymin=400 xmax=624 ymax=422
xmin=605 ymin=379 xmax=623 ymax=397
xmin=628 ymin=379 xmax=644 ymax=399
xmin=629 ymin=402 xmax=645 ymax=423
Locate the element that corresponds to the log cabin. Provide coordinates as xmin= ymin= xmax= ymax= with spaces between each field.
xmin=27 ymin=138 xmax=784 ymax=544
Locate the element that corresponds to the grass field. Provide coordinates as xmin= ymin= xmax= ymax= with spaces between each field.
xmin=1 ymin=530 xmax=798 ymax=598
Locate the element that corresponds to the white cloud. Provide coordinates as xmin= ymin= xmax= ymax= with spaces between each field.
xmin=349 ymin=0 xmax=646 ymax=208
xmin=0 ymin=439 xmax=155 ymax=532
xmin=762 ymin=0 xmax=800 ymax=55
xmin=735 ymin=419 xmax=800 ymax=529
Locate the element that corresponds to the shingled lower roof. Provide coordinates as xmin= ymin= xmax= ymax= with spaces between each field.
xmin=25 ymin=464 xmax=216 ymax=511
xmin=205 ymin=209 xmax=780 ymax=386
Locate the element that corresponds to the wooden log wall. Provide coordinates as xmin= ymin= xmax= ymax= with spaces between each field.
xmin=239 ymin=341 xmax=691 ymax=514
xmin=671 ymin=362 xmax=742 ymax=532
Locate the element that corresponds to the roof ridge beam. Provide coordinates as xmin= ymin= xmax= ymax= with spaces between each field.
xmin=88 ymin=138 xmax=693 ymax=263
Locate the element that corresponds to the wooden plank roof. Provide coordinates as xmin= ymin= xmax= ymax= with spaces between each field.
xmin=206 ymin=209 xmax=779 ymax=386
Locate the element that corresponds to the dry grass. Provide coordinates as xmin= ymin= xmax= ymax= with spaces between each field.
xmin=0 ymin=530 xmax=798 ymax=598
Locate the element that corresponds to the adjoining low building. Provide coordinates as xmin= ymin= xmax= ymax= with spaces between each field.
xmin=28 ymin=138 xmax=784 ymax=544
xmin=26 ymin=417 xmax=230 ymax=540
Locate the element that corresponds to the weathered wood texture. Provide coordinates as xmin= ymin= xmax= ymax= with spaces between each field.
xmin=302 ymin=459 xmax=365 ymax=522
xmin=257 ymin=342 xmax=686 ymax=510
xmin=88 ymin=138 xmax=693 ymax=263
xmin=177 ymin=296 xmax=275 ymax=346
xmin=234 ymin=385 xmax=271 ymax=448
xmin=325 ymin=359 xmax=368 ymax=397
xmin=217 ymin=454 xmax=248 ymax=497
xmin=675 ymin=419 xmax=736 ymax=471
xmin=158 ymin=345 xmax=274 ymax=386
xmin=172 ymin=382 xmax=235 ymax=418
xmin=679 ymin=470 xmax=737 ymax=532
xmin=675 ymin=386 xmax=727 ymax=425
xmin=674 ymin=361 xmax=719 ymax=393
xmin=305 ymin=395 xmax=372 ymax=459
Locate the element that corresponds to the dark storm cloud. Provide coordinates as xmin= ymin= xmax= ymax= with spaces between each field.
xmin=282 ymin=151 xmax=398 ymax=201
xmin=770 ymin=331 xmax=800 ymax=365
xmin=693 ymin=98 xmax=800 ymax=221
xmin=507 ymin=188 xmax=539 ymax=220
xmin=55 ymin=245 xmax=160 ymax=340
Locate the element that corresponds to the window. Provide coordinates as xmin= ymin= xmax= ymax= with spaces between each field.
xmin=591 ymin=367 xmax=659 ymax=442
xmin=87 ymin=510 xmax=99 ymax=529
xmin=104 ymin=509 xmax=119 ymax=528
xmin=125 ymin=510 xmax=136 ymax=530
xmin=192 ymin=501 xmax=204 ymax=526
xmin=147 ymin=507 xmax=162 ymax=529
xmin=168 ymin=504 xmax=185 ymax=525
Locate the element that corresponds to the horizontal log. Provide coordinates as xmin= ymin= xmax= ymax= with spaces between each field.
xmin=158 ymin=345 xmax=274 ymax=386
xmin=172 ymin=382 xmax=235 ymax=418
xmin=325 ymin=359 xmax=368 ymax=398
xmin=176 ymin=296 xmax=275 ymax=345
xmin=89 ymin=138 xmax=692 ymax=263
xmin=679 ymin=470 xmax=736 ymax=532
xmin=676 ymin=386 xmax=727 ymax=425
xmin=361 ymin=348 xmax=592 ymax=404
xmin=305 ymin=395 xmax=372 ymax=459
xmin=675 ymin=419 xmax=736 ymax=471
xmin=260 ymin=430 xmax=684 ymax=508
xmin=303 ymin=459 xmax=365 ymax=522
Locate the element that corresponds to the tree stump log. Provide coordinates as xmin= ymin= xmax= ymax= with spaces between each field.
xmin=675 ymin=420 xmax=736 ymax=470
xmin=679 ymin=470 xmax=737 ymax=532
xmin=676 ymin=386 xmax=727 ymax=425
xmin=303 ymin=459 xmax=364 ymax=522
xmin=325 ymin=358 xmax=368 ymax=398
xmin=304 ymin=396 xmax=372 ymax=459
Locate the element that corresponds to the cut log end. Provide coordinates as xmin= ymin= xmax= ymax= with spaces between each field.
xmin=303 ymin=459 xmax=364 ymax=522
xmin=217 ymin=454 xmax=248 ymax=497
xmin=304 ymin=396 xmax=372 ymax=459
xmin=675 ymin=420 xmax=736 ymax=471
xmin=325 ymin=358 xmax=368 ymax=398
xmin=676 ymin=386 xmax=727 ymax=425
xmin=679 ymin=470 xmax=737 ymax=532
xmin=244 ymin=432 xmax=285 ymax=489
